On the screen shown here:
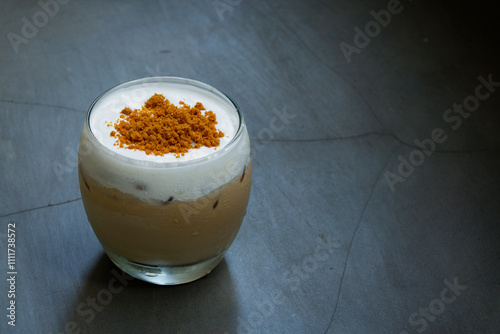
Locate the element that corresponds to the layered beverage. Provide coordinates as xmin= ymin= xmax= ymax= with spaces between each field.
xmin=78 ymin=77 xmax=252 ymax=285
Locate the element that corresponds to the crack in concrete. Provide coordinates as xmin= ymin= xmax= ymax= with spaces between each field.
xmin=259 ymin=3 xmax=499 ymax=157
xmin=251 ymin=131 xmax=393 ymax=143
xmin=0 ymin=198 xmax=82 ymax=218
xmin=322 ymin=149 xmax=396 ymax=334
xmin=251 ymin=132 xmax=498 ymax=153
xmin=0 ymin=99 xmax=86 ymax=114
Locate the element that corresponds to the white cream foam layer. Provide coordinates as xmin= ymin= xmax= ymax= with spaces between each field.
xmin=79 ymin=77 xmax=250 ymax=202
xmin=89 ymin=80 xmax=238 ymax=162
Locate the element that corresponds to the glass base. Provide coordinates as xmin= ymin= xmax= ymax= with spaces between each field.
xmin=105 ymin=249 xmax=225 ymax=285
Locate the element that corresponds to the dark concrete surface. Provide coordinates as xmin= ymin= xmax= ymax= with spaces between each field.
xmin=1 ymin=0 xmax=499 ymax=333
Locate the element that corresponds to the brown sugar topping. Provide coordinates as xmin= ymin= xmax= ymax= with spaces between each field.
xmin=108 ymin=93 xmax=224 ymax=157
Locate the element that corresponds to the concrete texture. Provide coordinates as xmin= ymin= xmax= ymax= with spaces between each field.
xmin=0 ymin=0 xmax=499 ymax=333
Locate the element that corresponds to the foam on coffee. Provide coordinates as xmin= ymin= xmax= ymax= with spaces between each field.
xmin=79 ymin=77 xmax=250 ymax=202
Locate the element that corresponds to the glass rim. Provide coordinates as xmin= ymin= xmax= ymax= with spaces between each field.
xmin=85 ymin=76 xmax=245 ymax=168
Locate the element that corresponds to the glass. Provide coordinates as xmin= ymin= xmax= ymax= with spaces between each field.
xmin=78 ymin=77 xmax=252 ymax=285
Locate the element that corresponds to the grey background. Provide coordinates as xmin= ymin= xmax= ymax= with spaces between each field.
xmin=1 ymin=0 xmax=499 ymax=333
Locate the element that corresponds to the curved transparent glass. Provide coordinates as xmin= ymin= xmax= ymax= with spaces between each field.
xmin=78 ymin=77 xmax=252 ymax=285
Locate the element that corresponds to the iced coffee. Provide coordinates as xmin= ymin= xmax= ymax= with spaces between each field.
xmin=78 ymin=77 xmax=252 ymax=285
